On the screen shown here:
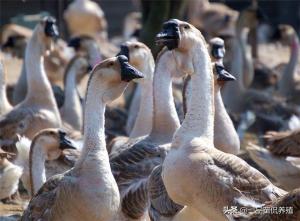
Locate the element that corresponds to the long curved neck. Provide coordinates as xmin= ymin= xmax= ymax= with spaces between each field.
xmin=279 ymin=35 xmax=299 ymax=95
xmin=87 ymin=42 xmax=102 ymax=67
xmin=61 ymin=66 xmax=83 ymax=131
xmin=239 ymin=28 xmax=254 ymax=88
xmin=214 ymin=84 xmax=240 ymax=154
xmin=222 ymin=30 xmax=248 ymax=112
xmin=0 ymin=63 xmax=12 ymax=114
xmin=129 ymin=59 xmax=154 ymax=138
xmin=29 ymin=141 xmax=47 ymax=195
xmin=149 ymin=51 xmax=180 ymax=144
xmin=75 ymin=75 xmax=111 ymax=175
xmin=24 ymin=31 xmax=57 ymax=109
xmin=173 ymin=44 xmax=214 ymax=148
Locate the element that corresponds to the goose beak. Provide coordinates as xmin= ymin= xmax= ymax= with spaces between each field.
xmin=44 ymin=17 xmax=59 ymax=38
xmin=117 ymin=44 xmax=130 ymax=61
xmin=215 ymin=64 xmax=236 ymax=81
xmin=68 ymin=37 xmax=81 ymax=50
xmin=156 ymin=19 xmax=180 ymax=50
xmin=58 ymin=131 xmax=76 ymax=150
xmin=118 ymin=55 xmax=144 ymax=82
xmin=211 ymin=46 xmax=225 ymax=59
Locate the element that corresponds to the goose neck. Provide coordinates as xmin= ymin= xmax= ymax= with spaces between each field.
xmin=173 ymin=44 xmax=214 ymax=148
xmin=29 ymin=141 xmax=47 ymax=195
xmin=62 ymin=66 xmax=83 ymax=130
xmin=0 ymin=64 xmax=10 ymax=110
xmin=87 ymin=42 xmax=102 ymax=67
xmin=279 ymin=35 xmax=299 ymax=94
xmin=149 ymin=51 xmax=180 ymax=144
xmin=129 ymin=60 xmax=154 ymax=138
xmin=75 ymin=74 xmax=110 ymax=172
xmin=24 ymin=31 xmax=56 ymax=107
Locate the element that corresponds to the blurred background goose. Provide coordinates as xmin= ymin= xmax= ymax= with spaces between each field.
xmin=0 ymin=17 xmax=62 ymax=151
xmin=0 ymin=60 xmax=12 ymax=116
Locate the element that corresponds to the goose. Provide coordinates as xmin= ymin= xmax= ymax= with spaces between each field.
xmin=246 ymin=143 xmax=300 ymax=190
xmin=21 ymin=55 xmax=143 ymax=221
xmin=0 ymin=60 xmax=12 ymax=116
xmin=63 ymin=0 xmax=107 ymax=38
xmin=64 ymin=0 xmax=117 ymax=58
xmin=0 ymin=148 xmax=22 ymax=201
xmin=14 ymin=129 xmax=76 ymax=196
xmin=0 ymin=17 xmax=61 ymax=146
xmin=147 ymin=37 xmax=238 ymax=221
xmin=157 ymin=19 xmax=287 ymax=221
xmin=108 ymin=41 xmax=154 ymax=153
xmin=188 ymin=0 xmax=238 ymax=39
xmin=183 ymin=37 xmax=239 ymax=155
xmin=60 ymin=55 xmax=91 ymax=131
xmin=2 ymin=33 xmax=69 ymax=105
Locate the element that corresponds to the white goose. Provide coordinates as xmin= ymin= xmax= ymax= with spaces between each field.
xmin=0 ymin=17 xmax=61 ymax=144
xmin=21 ymin=55 xmax=143 ymax=221
xmin=157 ymin=19 xmax=286 ymax=221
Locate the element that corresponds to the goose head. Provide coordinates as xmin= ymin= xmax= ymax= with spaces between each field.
xmin=91 ymin=55 xmax=144 ymax=103
xmin=156 ymin=19 xmax=206 ymax=74
xmin=36 ymin=16 xmax=59 ymax=53
xmin=68 ymin=35 xmax=99 ymax=63
xmin=209 ymin=37 xmax=225 ymax=61
xmin=1 ymin=35 xmax=28 ymax=58
xmin=31 ymin=129 xmax=75 ymax=160
xmin=209 ymin=37 xmax=236 ymax=85
xmin=118 ymin=41 xmax=153 ymax=81
xmin=272 ymin=25 xmax=297 ymax=46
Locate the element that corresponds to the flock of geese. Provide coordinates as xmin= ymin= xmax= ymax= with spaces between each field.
xmin=1 ymin=0 xmax=300 ymax=221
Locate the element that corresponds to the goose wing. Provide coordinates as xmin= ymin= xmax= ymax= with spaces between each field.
xmin=148 ymin=165 xmax=183 ymax=221
xmin=265 ymin=130 xmax=300 ymax=157
xmin=209 ymin=150 xmax=287 ymax=207
xmin=21 ymin=170 xmax=74 ymax=221
xmin=110 ymin=140 xmax=165 ymax=219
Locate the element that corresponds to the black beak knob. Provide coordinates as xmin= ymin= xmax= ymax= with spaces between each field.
xmin=215 ymin=64 xmax=236 ymax=81
xmin=117 ymin=55 xmax=144 ymax=82
xmin=117 ymin=44 xmax=130 ymax=61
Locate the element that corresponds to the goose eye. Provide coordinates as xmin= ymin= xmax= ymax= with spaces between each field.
xmin=134 ymin=45 xmax=139 ymax=49
xmin=108 ymin=62 xmax=114 ymax=67
xmin=184 ymin=25 xmax=190 ymax=29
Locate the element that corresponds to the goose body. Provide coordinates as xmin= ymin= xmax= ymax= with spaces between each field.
xmin=0 ymin=17 xmax=61 ymax=144
xmin=21 ymin=55 xmax=143 ymax=221
xmin=157 ymin=19 xmax=286 ymax=221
